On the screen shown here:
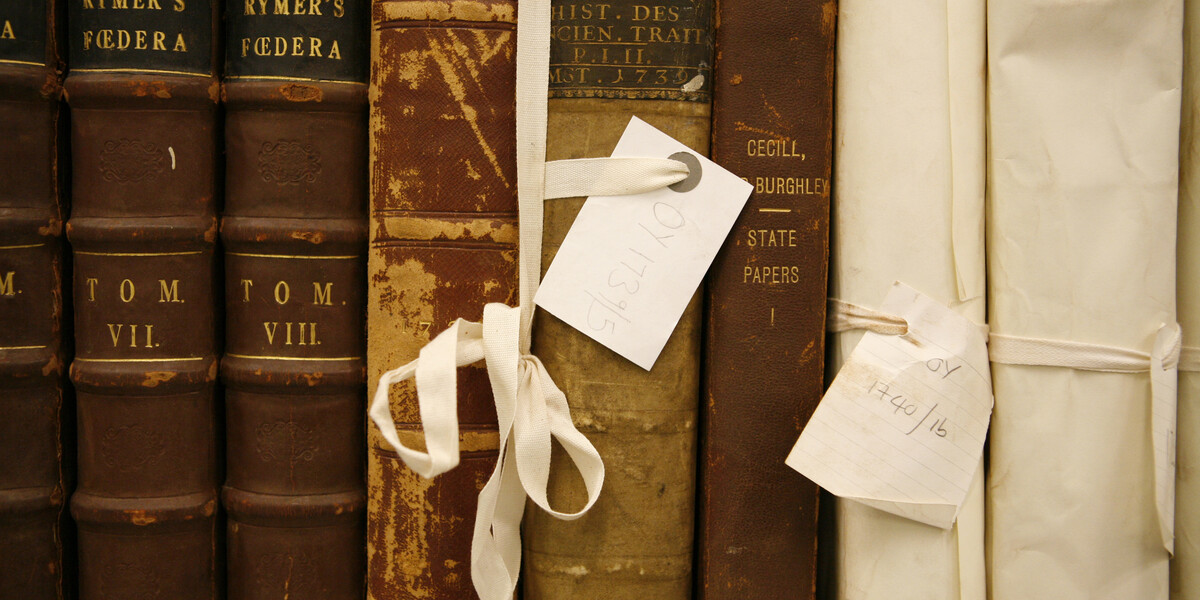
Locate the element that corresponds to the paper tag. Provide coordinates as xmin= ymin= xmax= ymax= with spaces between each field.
xmin=1151 ymin=322 xmax=1179 ymax=553
xmin=786 ymin=282 xmax=993 ymax=528
xmin=534 ymin=117 xmax=752 ymax=370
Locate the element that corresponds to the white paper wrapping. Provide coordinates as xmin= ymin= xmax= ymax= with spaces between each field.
xmin=1174 ymin=0 xmax=1200 ymax=595
xmin=987 ymin=0 xmax=1182 ymax=598
xmin=828 ymin=0 xmax=986 ymax=598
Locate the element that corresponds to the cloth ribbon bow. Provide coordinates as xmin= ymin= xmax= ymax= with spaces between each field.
xmin=370 ymin=303 xmax=604 ymax=599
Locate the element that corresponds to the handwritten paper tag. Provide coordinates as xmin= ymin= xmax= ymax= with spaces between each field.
xmin=786 ymin=282 xmax=993 ymax=528
xmin=535 ymin=117 xmax=752 ymax=370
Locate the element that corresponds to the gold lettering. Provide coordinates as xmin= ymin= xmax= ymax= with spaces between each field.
xmin=285 ymin=322 xmax=294 ymax=345
xmin=174 ymin=0 xmax=186 ymax=9
xmin=328 ymin=40 xmax=340 ymax=60
xmin=82 ymin=30 xmax=94 ymax=49
xmin=241 ymin=279 xmax=253 ymax=302
xmin=309 ymin=0 xmax=321 ymax=15
xmin=87 ymin=278 xmax=99 ymax=301
xmin=274 ymin=0 xmax=289 ymax=14
xmin=108 ymin=324 xmax=123 ymax=347
xmin=172 ymin=32 xmax=186 ymax=52
xmin=333 ymin=0 xmax=344 ymax=17
xmin=292 ymin=36 xmax=304 ymax=56
xmin=120 ymin=279 xmax=135 ymax=303
xmin=274 ymin=281 xmax=290 ymax=305
xmin=0 ymin=20 xmax=14 ymax=40
xmin=244 ymin=0 xmax=255 ymax=14
xmin=83 ymin=0 xmax=96 ymax=8
xmin=0 ymin=271 xmax=14 ymax=296
xmin=309 ymin=322 xmax=319 ymax=345
xmin=153 ymin=31 xmax=166 ymax=50
xmin=117 ymin=29 xmax=130 ymax=49
xmin=135 ymin=30 xmax=147 ymax=50
xmin=264 ymin=322 xmax=279 ymax=344
xmin=114 ymin=0 xmax=128 ymax=8
xmin=241 ymin=37 xmax=250 ymax=57
xmin=309 ymin=37 xmax=322 ymax=57
xmin=313 ymin=282 xmax=333 ymax=305
xmin=158 ymin=279 xmax=181 ymax=303
xmin=145 ymin=324 xmax=154 ymax=348
xmin=294 ymin=0 xmax=305 ymax=14
xmin=298 ymin=322 xmax=307 ymax=345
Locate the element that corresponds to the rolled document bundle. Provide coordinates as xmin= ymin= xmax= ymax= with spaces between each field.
xmin=1175 ymin=0 xmax=1200 ymax=595
xmin=828 ymin=0 xmax=986 ymax=598
xmin=987 ymin=0 xmax=1182 ymax=598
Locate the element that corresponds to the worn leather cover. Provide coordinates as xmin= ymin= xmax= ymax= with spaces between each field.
xmin=367 ymin=2 xmax=518 ymax=599
xmin=222 ymin=3 xmax=369 ymax=599
xmin=698 ymin=0 xmax=835 ymax=597
xmin=65 ymin=2 xmax=221 ymax=598
xmin=522 ymin=2 xmax=713 ymax=598
xmin=0 ymin=1 xmax=72 ymax=597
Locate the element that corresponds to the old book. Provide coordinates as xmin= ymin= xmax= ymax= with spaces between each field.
xmin=0 ymin=0 xmax=72 ymax=597
xmin=221 ymin=2 xmax=368 ymax=599
xmin=697 ymin=0 xmax=835 ymax=597
xmin=522 ymin=1 xmax=713 ymax=598
xmin=366 ymin=1 xmax=518 ymax=598
xmin=65 ymin=1 xmax=221 ymax=598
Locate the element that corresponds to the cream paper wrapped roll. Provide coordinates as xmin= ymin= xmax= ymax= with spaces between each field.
xmin=1175 ymin=0 xmax=1200 ymax=595
xmin=987 ymin=0 xmax=1182 ymax=598
xmin=828 ymin=0 xmax=986 ymax=598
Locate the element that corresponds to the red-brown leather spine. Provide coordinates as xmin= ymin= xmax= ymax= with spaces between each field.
xmin=367 ymin=2 xmax=517 ymax=598
xmin=0 ymin=1 xmax=72 ymax=597
xmin=221 ymin=2 xmax=369 ymax=598
xmin=64 ymin=1 xmax=222 ymax=598
xmin=697 ymin=0 xmax=836 ymax=598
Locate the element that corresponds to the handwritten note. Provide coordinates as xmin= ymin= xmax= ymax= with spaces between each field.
xmin=535 ymin=117 xmax=752 ymax=369
xmin=786 ymin=282 xmax=993 ymax=528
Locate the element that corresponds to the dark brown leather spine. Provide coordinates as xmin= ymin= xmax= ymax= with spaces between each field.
xmin=523 ymin=2 xmax=714 ymax=598
xmin=697 ymin=1 xmax=836 ymax=598
xmin=367 ymin=2 xmax=518 ymax=599
xmin=0 ymin=1 xmax=72 ymax=597
xmin=222 ymin=3 xmax=369 ymax=599
xmin=64 ymin=1 xmax=221 ymax=598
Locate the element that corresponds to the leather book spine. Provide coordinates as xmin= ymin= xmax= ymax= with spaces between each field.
xmin=0 ymin=1 xmax=72 ymax=597
xmin=697 ymin=1 xmax=835 ymax=598
xmin=64 ymin=2 xmax=222 ymax=598
xmin=367 ymin=2 xmax=518 ymax=598
xmin=522 ymin=1 xmax=714 ymax=598
xmin=222 ymin=2 xmax=368 ymax=599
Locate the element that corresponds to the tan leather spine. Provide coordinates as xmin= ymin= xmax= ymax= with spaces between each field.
xmin=523 ymin=2 xmax=714 ymax=597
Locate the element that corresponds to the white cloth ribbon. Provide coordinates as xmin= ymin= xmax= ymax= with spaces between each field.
xmin=370 ymin=304 xmax=606 ymax=600
xmin=370 ymin=1 xmax=692 ymax=598
xmin=989 ymin=323 xmax=1182 ymax=553
xmin=1180 ymin=345 xmax=1200 ymax=373
xmin=826 ymin=297 xmax=910 ymax=335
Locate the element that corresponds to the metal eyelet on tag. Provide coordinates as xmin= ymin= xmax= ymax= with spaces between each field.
xmin=668 ymin=151 xmax=702 ymax=193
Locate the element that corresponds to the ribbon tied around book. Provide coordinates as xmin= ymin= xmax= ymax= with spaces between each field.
xmin=368 ymin=155 xmax=687 ymax=600
xmin=989 ymin=322 xmax=1182 ymax=554
xmin=370 ymin=2 xmax=692 ymax=597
